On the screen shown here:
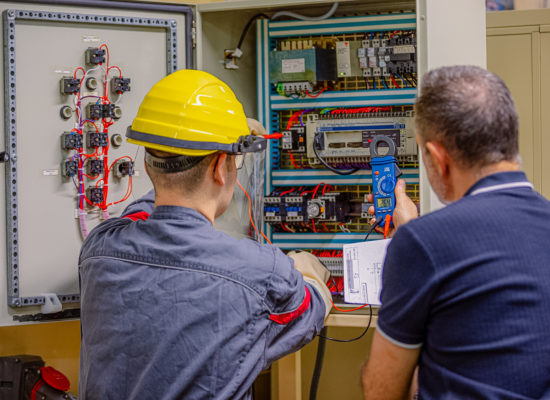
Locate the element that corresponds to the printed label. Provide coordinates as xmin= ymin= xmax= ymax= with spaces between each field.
xmin=83 ymin=35 xmax=100 ymax=43
xmin=282 ymin=58 xmax=305 ymax=74
xmin=42 ymin=169 xmax=59 ymax=176
xmin=393 ymin=45 xmax=415 ymax=54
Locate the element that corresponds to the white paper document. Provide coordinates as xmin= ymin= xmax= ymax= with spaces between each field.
xmin=343 ymin=239 xmax=392 ymax=306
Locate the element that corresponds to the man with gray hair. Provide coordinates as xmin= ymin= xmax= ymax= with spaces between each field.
xmin=362 ymin=66 xmax=550 ymax=399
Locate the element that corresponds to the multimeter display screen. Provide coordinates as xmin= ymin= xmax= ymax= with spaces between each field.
xmin=377 ymin=197 xmax=392 ymax=208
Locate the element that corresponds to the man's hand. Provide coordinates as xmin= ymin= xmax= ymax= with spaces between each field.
xmin=246 ymin=118 xmax=267 ymax=136
xmin=288 ymin=251 xmax=332 ymax=319
xmin=367 ymin=179 xmax=418 ymax=237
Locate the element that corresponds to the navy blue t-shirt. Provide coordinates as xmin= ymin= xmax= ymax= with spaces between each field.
xmin=378 ymin=171 xmax=550 ymax=399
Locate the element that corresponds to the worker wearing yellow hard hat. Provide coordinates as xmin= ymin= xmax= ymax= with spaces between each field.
xmin=79 ymin=69 xmax=331 ymax=399
xmin=127 ymin=69 xmax=267 ymax=172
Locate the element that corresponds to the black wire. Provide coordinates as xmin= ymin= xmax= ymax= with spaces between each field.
xmin=309 ymin=327 xmax=328 ymax=400
xmin=298 ymin=252 xmax=373 ymax=343
xmin=236 ymin=13 xmax=269 ymax=50
xmin=318 ymin=304 xmax=373 ymax=342
xmin=405 ymin=73 xmax=416 ymax=87
xmin=313 ymin=135 xmax=359 ymax=175
xmin=364 ymin=216 xmax=383 ymax=241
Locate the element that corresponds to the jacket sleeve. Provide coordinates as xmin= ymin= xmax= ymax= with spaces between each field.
xmin=263 ymin=247 xmax=326 ymax=367
xmin=120 ymin=189 xmax=155 ymax=219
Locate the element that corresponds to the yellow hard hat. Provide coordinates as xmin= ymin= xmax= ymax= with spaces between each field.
xmin=126 ymin=69 xmax=266 ymax=157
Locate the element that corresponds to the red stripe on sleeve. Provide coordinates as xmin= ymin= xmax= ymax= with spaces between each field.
xmin=123 ymin=211 xmax=150 ymax=221
xmin=269 ymin=286 xmax=311 ymax=325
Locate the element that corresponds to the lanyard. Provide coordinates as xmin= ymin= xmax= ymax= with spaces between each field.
xmin=469 ymin=181 xmax=534 ymax=196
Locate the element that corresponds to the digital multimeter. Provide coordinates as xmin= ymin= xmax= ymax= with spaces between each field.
xmin=370 ymin=135 xmax=402 ymax=228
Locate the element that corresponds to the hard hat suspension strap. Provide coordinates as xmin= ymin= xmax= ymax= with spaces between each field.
xmin=145 ymin=151 xmax=206 ymax=173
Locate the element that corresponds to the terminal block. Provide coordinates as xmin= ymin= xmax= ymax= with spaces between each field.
xmin=88 ymin=159 xmax=104 ymax=175
xmin=61 ymin=132 xmax=83 ymax=150
xmin=264 ymin=191 xmax=351 ymax=224
xmin=87 ymin=131 xmax=108 ymax=148
xmin=103 ymin=104 xmax=117 ymax=119
xmin=86 ymin=103 xmax=117 ymax=120
xmin=62 ymin=159 xmax=78 ymax=177
xmin=86 ymin=187 xmax=104 ymax=205
xmin=60 ymin=77 xmax=80 ymax=94
xmin=111 ymin=77 xmax=131 ymax=93
xmin=85 ymin=47 xmax=106 ymax=65
xmin=264 ymin=187 xmax=370 ymax=229
xmin=280 ymin=81 xmax=312 ymax=95
xmin=86 ymin=104 xmax=103 ymax=120
xmin=114 ymin=160 xmax=134 ymax=178
xmin=281 ymin=126 xmax=306 ymax=153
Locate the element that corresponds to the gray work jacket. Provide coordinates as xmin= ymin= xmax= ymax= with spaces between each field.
xmin=78 ymin=190 xmax=325 ymax=400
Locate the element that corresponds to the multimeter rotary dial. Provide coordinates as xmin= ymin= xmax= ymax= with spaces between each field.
xmin=378 ymin=176 xmax=396 ymax=195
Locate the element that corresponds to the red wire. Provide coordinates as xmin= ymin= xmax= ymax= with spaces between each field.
xmin=108 ymin=176 xmax=133 ymax=207
xmin=330 ymin=106 xmax=392 ymax=115
xmin=322 ymin=222 xmax=329 ymax=232
xmin=82 ymin=120 xmax=99 ymax=132
xmin=280 ymin=223 xmax=291 ymax=232
xmin=286 ymin=110 xmax=304 ymax=130
xmin=108 ymin=65 xmax=122 ymax=78
xmin=330 ymin=298 xmax=369 ymax=312
xmin=390 ymin=75 xmax=401 ymax=89
xmin=311 ymin=182 xmax=322 ymax=199
xmin=73 ymin=67 xmax=85 ymax=79
xmin=322 ymin=184 xmax=333 ymax=195
xmin=279 ymin=188 xmax=295 ymax=196
xmin=305 ymin=88 xmax=326 ymax=98
xmin=288 ymin=151 xmax=300 ymax=169
xmin=311 ymin=219 xmax=317 ymax=233
xmin=264 ymin=133 xmax=283 ymax=139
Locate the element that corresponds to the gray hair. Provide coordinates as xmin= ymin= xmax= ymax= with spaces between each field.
xmin=415 ymin=65 xmax=519 ymax=168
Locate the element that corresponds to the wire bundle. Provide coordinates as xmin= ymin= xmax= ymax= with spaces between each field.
xmin=69 ymin=43 xmax=133 ymax=238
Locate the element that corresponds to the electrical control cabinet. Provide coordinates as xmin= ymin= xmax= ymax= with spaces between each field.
xmin=250 ymin=11 xmax=422 ymax=312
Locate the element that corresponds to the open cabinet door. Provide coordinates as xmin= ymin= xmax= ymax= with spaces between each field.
xmin=0 ymin=1 xmax=192 ymax=326
xmin=417 ymin=0 xmax=487 ymax=214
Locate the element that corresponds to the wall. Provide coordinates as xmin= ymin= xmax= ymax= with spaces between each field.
xmin=0 ymin=320 xmax=81 ymax=395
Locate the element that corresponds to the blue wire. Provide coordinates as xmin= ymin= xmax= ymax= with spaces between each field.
xmin=373 ymin=79 xmax=377 ymax=90
xmin=299 ymin=109 xmax=313 ymax=127
xmin=396 ymin=73 xmax=408 ymax=88
xmin=381 ymin=78 xmax=388 ymax=89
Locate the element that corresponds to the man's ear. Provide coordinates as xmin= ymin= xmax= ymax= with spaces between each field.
xmin=212 ymin=153 xmax=228 ymax=186
xmin=425 ymin=141 xmax=450 ymax=178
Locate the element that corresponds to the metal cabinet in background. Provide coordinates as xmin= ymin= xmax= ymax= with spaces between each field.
xmin=487 ymin=9 xmax=550 ymax=199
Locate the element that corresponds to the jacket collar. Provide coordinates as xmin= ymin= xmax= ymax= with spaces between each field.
xmin=150 ymin=205 xmax=212 ymax=224
xmin=464 ymin=171 xmax=530 ymax=197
